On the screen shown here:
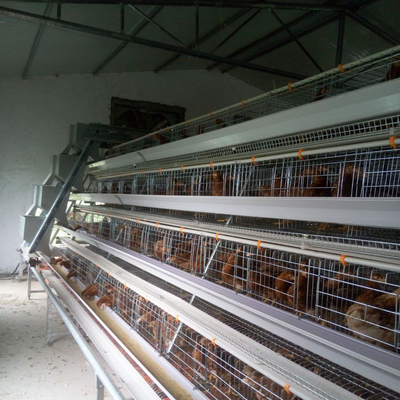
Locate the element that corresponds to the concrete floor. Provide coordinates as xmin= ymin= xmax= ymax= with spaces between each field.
xmin=0 ymin=278 xmax=106 ymax=400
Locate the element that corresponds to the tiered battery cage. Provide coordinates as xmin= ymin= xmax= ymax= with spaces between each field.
xmin=26 ymin=45 xmax=400 ymax=400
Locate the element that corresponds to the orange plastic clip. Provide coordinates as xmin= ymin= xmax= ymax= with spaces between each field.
xmin=298 ymin=149 xmax=304 ymax=160
xmin=210 ymin=162 xmax=215 ymax=170
xmin=145 ymin=296 xmax=149 ymax=302
xmin=340 ymin=254 xmax=348 ymax=267
xmin=251 ymin=156 xmax=258 ymax=165
xmin=256 ymin=240 xmax=263 ymax=250
xmin=180 ymin=165 xmax=185 ymax=172
xmin=209 ymin=112 xmax=214 ymax=117
xmin=215 ymin=233 xmax=220 ymax=242
xmin=185 ymin=120 xmax=189 ymax=125
xmin=175 ymin=315 xmax=180 ymax=323
xmin=141 ymin=170 xmax=145 ymax=175
xmin=136 ymin=219 xmax=141 ymax=224
xmin=338 ymin=63 xmax=346 ymax=73
xmin=180 ymin=227 xmax=185 ymax=234
xmin=124 ymin=282 xmax=127 ymax=288
xmin=288 ymin=82 xmax=293 ymax=92
xmin=159 ymin=168 xmax=162 ymax=174
xmin=242 ymin=99 xmax=246 ymax=107
xmin=389 ymin=136 xmax=398 ymax=149
xmin=211 ymin=337 xmax=217 ymax=347
xmin=156 ymin=223 xmax=160 ymax=229
xmin=284 ymin=384 xmax=291 ymax=395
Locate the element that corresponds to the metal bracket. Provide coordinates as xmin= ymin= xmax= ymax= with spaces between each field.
xmin=46 ymin=296 xmax=70 ymax=345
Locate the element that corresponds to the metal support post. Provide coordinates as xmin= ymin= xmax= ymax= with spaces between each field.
xmin=28 ymin=140 xmax=95 ymax=254
xmin=335 ymin=11 xmax=346 ymax=66
xmin=96 ymin=374 xmax=105 ymax=400
xmin=46 ymin=296 xmax=70 ymax=345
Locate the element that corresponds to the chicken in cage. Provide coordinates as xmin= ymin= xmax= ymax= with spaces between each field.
xmin=94 ymin=145 xmax=400 ymax=200
xmin=50 ymin=244 xmax=400 ymax=400
xmin=66 ymin=212 xmax=400 ymax=353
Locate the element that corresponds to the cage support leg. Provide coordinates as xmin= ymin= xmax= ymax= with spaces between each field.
xmin=96 ymin=374 xmax=105 ymax=400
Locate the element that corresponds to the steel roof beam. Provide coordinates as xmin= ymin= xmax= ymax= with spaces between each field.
xmin=0 ymin=5 xmax=306 ymax=80
xmin=219 ymin=0 xmax=380 ymax=74
xmin=347 ymin=11 xmax=400 ymax=46
xmin=128 ymin=4 xmax=186 ymax=48
xmin=8 ymin=1 xmax=346 ymax=12
xmin=269 ymin=8 xmax=323 ymax=73
xmin=22 ymin=3 xmax=53 ymax=79
xmin=154 ymin=8 xmax=250 ymax=73
xmin=93 ymin=5 xmax=162 ymax=75
xmin=206 ymin=7 xmax=318 ymax=72
xmin=208 ymin=9 xmax=261 ymax=56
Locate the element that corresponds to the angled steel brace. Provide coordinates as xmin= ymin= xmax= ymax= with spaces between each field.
xmin=219 ymin=0 xmax=379 ymax=74
xmin=28 ymin=140 xmax=95 ymax=254
xmin=0 ymin=5 xmax=306 ymax=80
xmin=347 ymin=10 xmax=400 ymax=46
xmin=269 ymin=8 xmax=323 ymax=73
xmin=93 ymin=6 xmax=163 ymax=75
xmin=22 ymin=3 xmax=53 ymax=79
xmin=128 ymin=4 xmax=186 ymax=48
xmin=155 ymin=8 xmax=250 ymax=73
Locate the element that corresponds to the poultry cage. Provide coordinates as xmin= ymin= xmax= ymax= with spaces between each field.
xmin=28 ymin=45 xmax=400 ymax=400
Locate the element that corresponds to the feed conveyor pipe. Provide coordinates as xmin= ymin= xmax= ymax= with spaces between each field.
xmin=60 ymin=237 xmax=364 ymax=400
xmin=94 ymin=134 xmax=400 ymax=179
xmin=76 ymin=208 xmax=400 ymax=273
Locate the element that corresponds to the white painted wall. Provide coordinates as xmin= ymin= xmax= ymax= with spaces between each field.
xmin=0 ymin=70 xmax=262 ymax=273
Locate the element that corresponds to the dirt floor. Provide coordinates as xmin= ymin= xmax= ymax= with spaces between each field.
xmin=0 ymin=278 xmax=109 ymax=400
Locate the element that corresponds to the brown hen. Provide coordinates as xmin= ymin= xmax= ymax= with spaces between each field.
xmin=346 ymin=276 xmax=399 ymax=350
xmin=82 ymin=283 xmax=99 ymax=299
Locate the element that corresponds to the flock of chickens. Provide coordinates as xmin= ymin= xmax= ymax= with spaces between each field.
xmin=58 ymin=217 xmax=400 ymax=355
xmin=67 ymin=63 xmax=400 ymax=398
xmin=53 ymin=246 xmax=399 ymax=399
xmin=52 ymin=255 xmax=302 ymax=399
xmin=99 ymin=161 xmax=372 ymax=198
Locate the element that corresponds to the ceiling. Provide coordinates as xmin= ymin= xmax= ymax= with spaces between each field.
xmin=0 ymin=0 xmax=399 ymax=91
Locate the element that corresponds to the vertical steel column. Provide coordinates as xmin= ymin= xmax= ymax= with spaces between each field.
xmin=335 ymin=11 xmax=346 ymax=66
xmin=120 ymin=3 xmax=125 ymax=34
xmin=28 ymin=140 xmax=95 ymax=254
xmin=195 ymin=5 xmax=199 ymax=50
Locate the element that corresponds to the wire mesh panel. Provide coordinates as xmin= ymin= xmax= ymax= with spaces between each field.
xmin=65 ymin=212 xmax=400 ymax=354
xmin=94 ymin=146 xmax=400 ymax=198
xmin=54 ymin=246 xmax=306 ymax=400
xmin=54 ymin=243 xmax=400 ymax=400
xmin=106 ymin=47 xmax=400 ymax=159
xmin=191 ymin=298 xmax=400 ymax=400
xmin=167 ymin=324 xmax=301 ymax=400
